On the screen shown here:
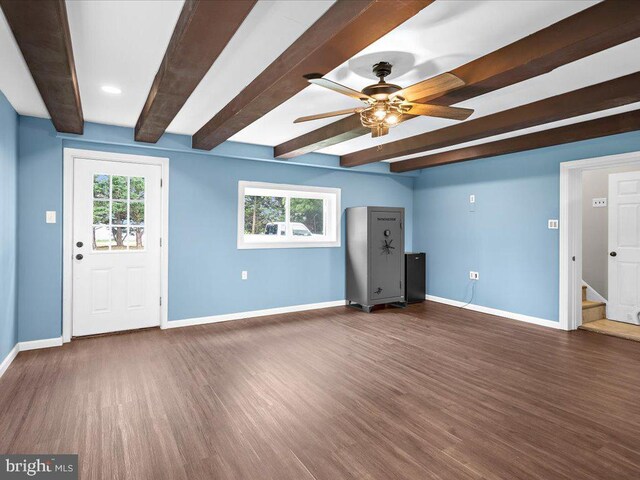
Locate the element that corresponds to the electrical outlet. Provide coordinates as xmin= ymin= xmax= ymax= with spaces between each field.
xmin=469 ymin=271 xmax=479 ymax=280
xmin=241 ymin=271 xmax=248 ymax=280
xmin=592 ymin=197 xmax=607 ymax=208
xmin=548 ymin=219 xmax=559 ymax=229
xmin=46 ymin=211 xmax=56 ymax=224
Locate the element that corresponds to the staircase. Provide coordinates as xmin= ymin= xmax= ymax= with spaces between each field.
xmin=581 ymin=285 xmax=607 ymax=324
xmin=579 ymin=285 xmax=640 ymax=342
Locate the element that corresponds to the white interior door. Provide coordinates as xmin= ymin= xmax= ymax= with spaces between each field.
xmin=608 ymin=171 xmax=640 ymax=325
xmin=72 ymin=158 xmax=162 ymax=336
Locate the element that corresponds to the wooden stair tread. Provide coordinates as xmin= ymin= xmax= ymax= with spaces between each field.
xmin=582 ymin=300 xmax=605 ymax=310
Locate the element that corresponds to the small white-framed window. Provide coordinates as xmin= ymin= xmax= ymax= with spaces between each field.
xmin=238 ymin=181 xmax=341 ymax=249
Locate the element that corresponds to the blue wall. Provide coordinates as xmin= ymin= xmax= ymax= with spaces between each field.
xmin=0 ymin=92 xmax=18 ymax=361
xmin=17 ymin=117 xmax=414 ymax=341
xmin=413 ymin=130 xmax=640 ymax=321
xmin=12 ymin=113 xmax=640 ymax=343
xmin=17 ymin=117 xmax=63 ymax=342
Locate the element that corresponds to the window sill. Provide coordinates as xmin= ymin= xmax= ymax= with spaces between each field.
xmin=237 ymin=240 xmax=341 ymax=250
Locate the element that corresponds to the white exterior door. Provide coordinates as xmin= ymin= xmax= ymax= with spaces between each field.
xmin=72 ymin=158 xmax=162 ymax=336
xmin=608 ymin=171 xmax=640 ymax=325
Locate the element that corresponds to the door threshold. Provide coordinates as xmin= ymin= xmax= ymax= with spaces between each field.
xmin=72 ymin=326 xmax=160 ymax=340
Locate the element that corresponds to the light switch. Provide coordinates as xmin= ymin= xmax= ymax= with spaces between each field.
xmin=548 ymin=219 xmax=559 ymax=229
xmin=469 ymin=194 xmax=475 ymax=204
xmin=241 ymin=271 xmax=248 ymax=280
xmin=592 ymin=198 xmax=607 ymax=208
xmin=46 ymin=211 xmax=56 ymax=224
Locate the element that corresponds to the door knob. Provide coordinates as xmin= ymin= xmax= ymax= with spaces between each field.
xmin=76 ymin=241 xmax=83 ymax=248
xmin=76 ymin=254 xmax=83 ymax=260
xmin=610 ymin=251 xmax=617 ymax=257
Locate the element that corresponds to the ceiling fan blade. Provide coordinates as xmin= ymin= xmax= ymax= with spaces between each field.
xmin=371 ymin=125 xmax=389 ymax=138
xmin=294 ymin=107 xmax=363 ymax=123
xmin=405 ymin=103 xmax=473 ymax=121
xmin=304 ymin=74 xmax=373 ymax=102
xmin=391 ymin=72 xmax=465 ymax=102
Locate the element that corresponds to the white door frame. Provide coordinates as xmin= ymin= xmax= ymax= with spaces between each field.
xmin=63 ymin=148 xmax=169 ymax=342
xmin=559 ymin=150 xmax=640 ymax=331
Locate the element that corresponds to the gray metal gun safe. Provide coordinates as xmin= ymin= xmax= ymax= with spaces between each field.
xmin=346 ymin=207 xmax=405 ymax=312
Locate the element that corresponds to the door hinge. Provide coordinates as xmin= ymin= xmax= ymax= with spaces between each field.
xmin=160 ymin=297 xmax=162 ymax=306
xmin=160 ymin=178 xmax=163 ymax=188
xmin=160 ymin=238 xmax=162 ymax=247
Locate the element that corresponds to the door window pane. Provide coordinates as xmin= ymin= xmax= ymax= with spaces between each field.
xmin=93 ymin=174 xmax=109 ymax=198
xmin=93 ymin=201 xmax=109 ymax=224
xmin=130 ymin=202 xmax=144 ymax=225
xmin=93 ymin=226 xmax=110 ymax=250
xmin=111 ymin=176 xmax=127 ymax=200
xmin=127 ymin=227 xmax=145 ymax=250
xmin=290 ymin=198 xmax=324 ymax=236
xmin=130 ymin=177 xmax=145 ymax=200
xmin=244 ymin=195 xmax=286 ymax=236
xmin=110 ymin=227 xmax=128 ymax=250
xmin=92 ymin=174 xmax=146 ymax=251
xmin=111 ymin=201 xmax=128 ymax=224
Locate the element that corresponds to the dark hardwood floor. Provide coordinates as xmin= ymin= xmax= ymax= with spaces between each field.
xmin=1 ymin=301 xmax=639 ymax=479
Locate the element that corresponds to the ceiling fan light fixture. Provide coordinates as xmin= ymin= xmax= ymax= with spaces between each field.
xmin=385 ymin=113 xmax=399 ymax=125
xmin=373 ymin=107 xmax=387 ymax=120
xmin=360 ymin=99 xmax=406 ymax=135
xmin=297 ymin=60 xmax=472 ymax=139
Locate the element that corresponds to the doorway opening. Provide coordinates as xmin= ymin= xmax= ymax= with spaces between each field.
xmin=560 ymin=151 xmax=640 ymax=341
xmin=63 ymin=149 xmax=169 ymax=341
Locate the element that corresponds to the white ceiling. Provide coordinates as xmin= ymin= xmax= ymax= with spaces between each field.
xmin=1 ymin=0 xmax=636 ymax=163
xmin=232 ymin=0 xmax=599 ymax=150
xmin=167 ymin=0 xmax=335 ymax=134
xmin=67 ymin=0 xmax=184 ymax=128
xmin=0 ymin=0 xmax=333 ymax=128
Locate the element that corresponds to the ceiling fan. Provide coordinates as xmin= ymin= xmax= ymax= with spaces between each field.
xmin=295 ymin=61 xmax=473 ymax=138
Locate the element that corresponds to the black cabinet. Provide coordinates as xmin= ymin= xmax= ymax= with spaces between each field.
xmin=405 ymin=253 xmax=426 ymax=303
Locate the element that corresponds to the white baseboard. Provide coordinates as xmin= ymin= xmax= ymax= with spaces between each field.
xmin=19 ymin=336 xmax=64 ymax=351
xmin=1 ymin=297 xmax=558 ymax=378
xmin=2 ymin=299 xmax=348 ymax=375
xmin=0 ymin=336 xmax=63 ymax=380
xmin=426 ymin=295 xmax=562 ymax=330
xmin=0 ymin=344 xmax=19 ymax=379
xmin=166 ymin=300 xmax=347 ymax=329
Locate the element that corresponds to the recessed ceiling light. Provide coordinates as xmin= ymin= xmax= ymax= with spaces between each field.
xmin=101 ymin=85 xmax=122 ymax=95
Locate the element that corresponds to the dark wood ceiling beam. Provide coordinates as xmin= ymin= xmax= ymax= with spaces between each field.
xmin=390 ymin=109 xmax=640 ymax=172
xmin=0 ymin=0 xmax=83 ymax=133
xmin=192 ymin=0 xmax=433 ymax=151
xmin=341 ymin=72 xmax=640 ymax=167
xmin=135 ymin=0 xmax=256 ymax=143
xmin=275 ymin=0 xmax=640 ymax=159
